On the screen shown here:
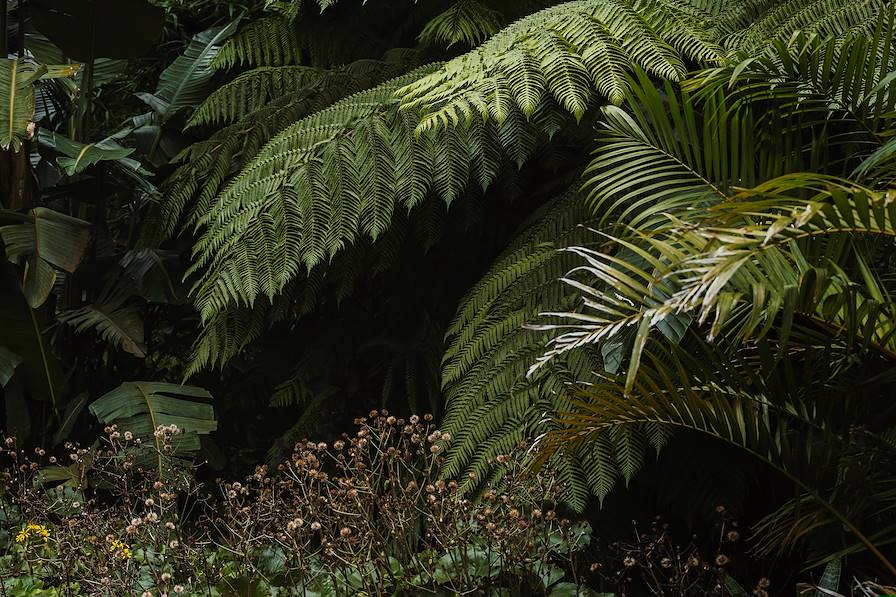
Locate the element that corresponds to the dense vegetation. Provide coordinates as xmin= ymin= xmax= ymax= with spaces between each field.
xmin=1 ymin=0 xmax=895 ymax=594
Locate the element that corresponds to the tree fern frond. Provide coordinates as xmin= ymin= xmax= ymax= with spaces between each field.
xmin=399 ymin=0 xmax=724 ymax=128
xmin=147 ymin=52 xmax=422 ymax=246
xmin=212 ymin=17 xmax=300 ymax=69
xmin=723 ymin=0 xmax=887 ymax=53
xmin=186 ymin=65 xmax=555 ymax=321
xmin=187 ymin=66 xmax=328 ymax=128
xmin=418 ymin=0 xmax=503 ymax=48
xmin=439 ymin=190 xmax=658 ymax=505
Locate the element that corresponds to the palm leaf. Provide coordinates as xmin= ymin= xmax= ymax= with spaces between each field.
xmin=58 ymin=294 xmax=146 ymax=358
xmin=535 ymin=335 xmax=896 ymax=575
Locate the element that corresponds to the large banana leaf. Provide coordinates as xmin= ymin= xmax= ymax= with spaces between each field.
xmin=0 ymin=207 xmax=91 ymax=307
xmin=38 ymin=130 xmax=147 ymax=176
xmin=89 ymin=382 xmax=216 ymax=474
xmin=137 ymin=20 xmax=240 ymax=122
xmin=0 ymin=264 xmax=65 ymax=408
xmin=1 ymin=59 xmax=45 ymax=152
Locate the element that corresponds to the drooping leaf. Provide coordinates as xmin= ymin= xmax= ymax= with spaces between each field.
xmin=137 ymin=20 xmax=241 ymax=122
xmin=38 ymin=130 xmax=145 ymax=176
xmin=0 ymin=207 xmax=91 ymax=307
xmin=88 ymin=382 xmax=217 ymax=475
xmin=0 ymin=264 xmax=65 ymax=408
xmin=1 ymin=59 xmax=45 ymax=152
xmin=58 ymin=295 xmax=146 ymax=358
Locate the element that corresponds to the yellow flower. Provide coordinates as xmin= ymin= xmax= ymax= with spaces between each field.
xmin=110 ymin=538 xmax=132 ymax=559
xmin=15 ymin=523 xmax=50 ymax=544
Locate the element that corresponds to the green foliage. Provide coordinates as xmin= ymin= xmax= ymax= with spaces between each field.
xmin=0 ymin=208 xmax=92 ymax=308
xmin=186 ymin=65 xmax=328 ymax=127
xmin=531 ymin=7 xmax=896 ymax=572
xmin=137 ymin=20 xmax=241 ymax=122
xmin=212 ymin=17 xmax=301 ymax=69
xmin=418 ymin=0 xmax=503 ymax=48
xmin=399 ymin=0 xmax=725 ymax=125
xmin=58 ymin=292 xmax=147 ymax=358
xmin=185 ymin=65 xmax=554 ymax=321
xmin=150 ymin=50 xmax=422 ymax=245
xmin=88 ymin=382 xmax=216 ymax=473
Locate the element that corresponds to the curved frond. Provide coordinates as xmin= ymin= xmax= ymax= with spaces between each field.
xmin=399 ymin=0 xmax=725 ymax=127
xmin=147 ymin=52 xmax=422 ymax=246
xmin=440 ymin=191 xmax=664 ymax=506
xmin=212 ymin=17 xmax=300 ymax=69
xmin=418 ymin=0 xmax=503 ymax=48
xmin=187 ymin=66 xmax=328 ymax=128
xmin=535 ymin=334 xmax=896 ymax=573
xmin=186 ymin=66 xmax=557 ymax=321
xmin=58 ymin=295 xmax=146 ymax=358
xmin=723 ymin=0 xmax=887 ymax=53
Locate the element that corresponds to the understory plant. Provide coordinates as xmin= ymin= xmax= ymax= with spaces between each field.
xmin=0 ymin=413 xmax=597 ymax=596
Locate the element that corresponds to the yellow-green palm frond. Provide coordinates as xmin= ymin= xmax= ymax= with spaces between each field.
xmin=439 ymin=190 xmax=671 ymax=508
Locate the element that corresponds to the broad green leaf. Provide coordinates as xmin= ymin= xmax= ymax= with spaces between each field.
xmin=0 ymin=207 xmax=91 ymax=307
xmin=146 ymin=20 xmax=241 ymax=121
xmin=38 ymin=130 xmax=143 ymax=176
xmin=89 ymin=382 xmax=217 ymax=475
xmin=0 ymin=347 xmax=22 ymax=387
xmin=0 ymin=264 xmax=65 ymax=408
xmin=1 ymin=59 xmax=45 ymax=152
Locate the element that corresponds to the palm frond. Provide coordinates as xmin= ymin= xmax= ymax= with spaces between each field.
xmin=58 ymin=291 xmax=146 ymax=358
xmin=534 ymin=334 xmax=896 ymax=573
xmin=534 ymin=175 xmax=896 ymax=384
xmin=440 ymin=191 xmax=666 ymax=507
